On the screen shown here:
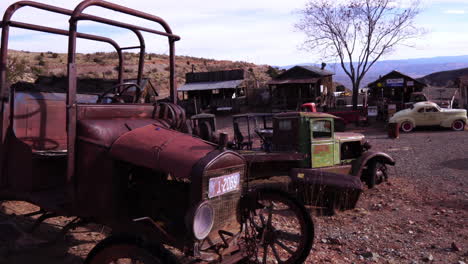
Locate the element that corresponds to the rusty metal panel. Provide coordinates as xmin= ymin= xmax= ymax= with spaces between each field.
xmin=110 ymin=125 xmax=217 ymax=179
xmin=13 ymin=92 xmax=72 ymax=151
xmin=76 ymin=104 xmax=154 ymax=120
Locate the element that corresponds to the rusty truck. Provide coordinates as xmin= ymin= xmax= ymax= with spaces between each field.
xmin=0 ymin=1 xmax=314 ymax=263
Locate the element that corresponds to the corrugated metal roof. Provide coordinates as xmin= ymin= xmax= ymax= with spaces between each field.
xmin=268 ymin=78 xmax=320 ymax=85
xmin=178 ymin=79 xmax=243 ymax=92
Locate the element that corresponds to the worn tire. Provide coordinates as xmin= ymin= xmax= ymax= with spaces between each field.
xmin=451 ymin=120 xmax=465 ymax=131
xmin=366 ymin=161 xmax=387 ymax=189
xmin=85 ymin=234 xmax=179 ymax=264
xmin=400 ymin=121 xmax=413 ymax=133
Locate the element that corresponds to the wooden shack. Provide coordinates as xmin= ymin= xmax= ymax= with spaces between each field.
xmin=267 ymin=65 xmax=334 ymax=110
xmin=367 ymin=70 xmax=427 ymax=108
xmin=178 ymin=69 xmax=246 ymax=114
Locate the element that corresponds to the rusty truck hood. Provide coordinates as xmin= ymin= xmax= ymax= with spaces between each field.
xmin=110 ymin=124 xmax=217 ymax=179
xmin=335 ymin=132 xmax=365 ymax=142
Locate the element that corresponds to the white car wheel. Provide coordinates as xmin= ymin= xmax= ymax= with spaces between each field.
xmin=451 ymin=120 xmax=465 ymax=131
xmin=400 ymin=121 xmax=413 ymax=132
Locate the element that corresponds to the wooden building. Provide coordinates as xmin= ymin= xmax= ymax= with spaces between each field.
xmin=267 ymin=65 xmax=334 ymax=110
xmin=367 ymin=70 xmax=427 ymax=108
xmin=178 ymin=69 xmax=246 ymax=114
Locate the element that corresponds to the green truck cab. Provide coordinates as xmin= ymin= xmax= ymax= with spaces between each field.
xmin=277 ymin=112 xmax=394 ymax=187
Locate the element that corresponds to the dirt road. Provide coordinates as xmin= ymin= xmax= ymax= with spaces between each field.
xmin=1 ymin=124 xmax=467 ymax=264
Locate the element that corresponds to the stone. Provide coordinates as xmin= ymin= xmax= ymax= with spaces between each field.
xmin=422 ymin=254 xmax=433 ymax=262
xmin=361 ymin=252 xmax=380 ymax=261
xmin=451 ymin=242 xmax=461 ymax=252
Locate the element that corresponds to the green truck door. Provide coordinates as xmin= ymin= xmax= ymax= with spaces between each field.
xmin=310 ymin=119 xmax=334 ymax=168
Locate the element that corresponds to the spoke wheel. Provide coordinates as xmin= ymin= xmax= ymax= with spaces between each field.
xmin=244 ymin=190 xmax=314 ymax=264
xmin=85 ymin=235 xmax=179 ymax=264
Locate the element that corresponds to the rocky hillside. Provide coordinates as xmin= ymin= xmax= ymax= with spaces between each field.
xmin=7 ymin=50 xmax=274 ymax=97
xmin=417 ymin=67 xmax=468 ymax=87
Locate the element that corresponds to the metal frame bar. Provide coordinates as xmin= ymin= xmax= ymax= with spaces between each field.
xmin=66 ymin=0 xmax=179 ymax=202
xmin=0 ymin=0 xmax=180 ymax=202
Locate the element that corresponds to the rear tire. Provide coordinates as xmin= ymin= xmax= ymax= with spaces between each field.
xmin=400 ymin=121 xmax=413 ymax=133
xmin=451 ymin=120 xmax=465 ymax=131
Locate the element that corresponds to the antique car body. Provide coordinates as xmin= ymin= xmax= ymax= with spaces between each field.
xmin=229 ymin=112 xmax=395 ymax=212
xmin=0 ymin=1 xmax=315 ymax=263
xmin=389 ymin=101 xmax=467 ymax=132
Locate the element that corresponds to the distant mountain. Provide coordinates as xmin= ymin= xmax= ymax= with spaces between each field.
xmin=417 ymin=67 xmax=468 ymax=87
xmin=280 ymin=55 xmax=468 ymax=89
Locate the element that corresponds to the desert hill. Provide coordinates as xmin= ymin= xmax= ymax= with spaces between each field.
xmin=417 ymin=67 xmax=468 ymax=87
xmin=7 ymin=50 xmax=273 ymax=97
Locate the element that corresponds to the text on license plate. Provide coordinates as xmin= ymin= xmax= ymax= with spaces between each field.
xmin=208 ymin=172 xmax=240 ymax=198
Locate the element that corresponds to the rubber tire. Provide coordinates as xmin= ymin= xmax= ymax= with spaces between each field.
xmin=245 ymin=189 xmax=315 ymax=264
xmin=84 ymin=234 xmax=179 ymax=264
xmin=451 ymin=120 xmax=465 ymax=131
xmin=366 ymin=161 xmax=387 ymax=189
xmin=400 ymin=121 xmax=413 ymax=133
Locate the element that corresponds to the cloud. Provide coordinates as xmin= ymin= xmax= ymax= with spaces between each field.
xmin=444 ymin=9 xmax=466 ymax=14
xmin=1 ymin=0 xmax=468 ymax=66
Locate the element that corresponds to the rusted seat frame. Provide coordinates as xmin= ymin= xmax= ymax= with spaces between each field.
xmin=0 ymin=0 xmax=180 ymax=204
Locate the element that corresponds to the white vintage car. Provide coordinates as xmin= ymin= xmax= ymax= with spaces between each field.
xmin=389 ymin=101 xmax=467 ymax=132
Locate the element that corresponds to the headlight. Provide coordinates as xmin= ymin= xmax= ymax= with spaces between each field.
xmin=190 ymin=201 xmax=215 ymax=240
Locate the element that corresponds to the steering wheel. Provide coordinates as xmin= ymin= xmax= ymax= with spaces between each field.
xmin=97 ymin=82 xmax=142 ymax=103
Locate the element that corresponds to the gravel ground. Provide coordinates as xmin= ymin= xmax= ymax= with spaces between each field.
xmin=306 ymin=125 xmax=468 ymax=264
xmin=0 ymin=122 xmax=467 ymax=264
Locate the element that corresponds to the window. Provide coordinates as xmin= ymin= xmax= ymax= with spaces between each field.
xmin=418 ymin=108 xmax=424 ymax=113
xmin=426 ymin=107 xmax=439 ymax=112
xmin=278 ymin=120 xmax=292 ymax=131
xmin=312 ymin=120 xmax=332 ymax=138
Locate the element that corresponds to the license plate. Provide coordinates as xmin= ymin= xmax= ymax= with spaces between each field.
xmin=208 ymin=172 xmax=240 ymax=198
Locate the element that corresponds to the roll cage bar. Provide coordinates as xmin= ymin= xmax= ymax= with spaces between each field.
xmin=0 ymin=0 xmax=180 ymax=201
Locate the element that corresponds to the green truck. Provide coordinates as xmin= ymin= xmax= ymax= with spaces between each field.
xmin=225 ymin=111 xmax=396 ymax=213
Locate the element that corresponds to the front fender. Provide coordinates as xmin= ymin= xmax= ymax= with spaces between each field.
xmin=351 ymin=151 xmax=395 ymax=178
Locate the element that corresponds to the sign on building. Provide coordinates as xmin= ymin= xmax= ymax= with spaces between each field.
xmin=386 ymin=78 xmax=404 ymax=87
xmin=368 ymin=106 xmax=378 ymax=117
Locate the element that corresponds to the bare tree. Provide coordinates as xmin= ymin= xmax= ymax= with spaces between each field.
xmin=296 ymin=0 xmax=423 ymax=109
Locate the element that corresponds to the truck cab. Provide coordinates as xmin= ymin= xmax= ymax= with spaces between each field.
xmin=272 ymin=112 xmax=366 ymax=171
xmin=236 ymin=111 xmax=394 ymax=189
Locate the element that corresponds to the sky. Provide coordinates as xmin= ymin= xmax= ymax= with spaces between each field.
xmin=0 ymin=0 xmax=468 ymax=66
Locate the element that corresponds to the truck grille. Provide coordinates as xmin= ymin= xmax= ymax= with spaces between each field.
xmin=202 ymin=165 xmax=244 ymax=241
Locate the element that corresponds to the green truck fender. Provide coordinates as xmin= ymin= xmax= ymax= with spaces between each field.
xmin=351 ymin=151 xmax=395 ymax=178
